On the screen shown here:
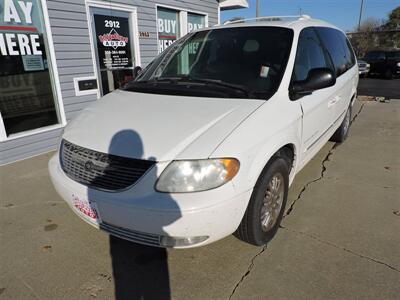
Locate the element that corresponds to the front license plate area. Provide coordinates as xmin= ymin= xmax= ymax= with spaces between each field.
xmin=72 ymin=194 xmax=101 ymax=224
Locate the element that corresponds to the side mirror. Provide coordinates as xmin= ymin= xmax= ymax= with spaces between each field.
xmin=133 ymin=66 xmax=142 ymax=78
xmin=290 ymin=68 xmax=336 ymax=100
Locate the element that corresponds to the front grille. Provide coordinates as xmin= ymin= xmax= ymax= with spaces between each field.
xmin=100 ymin=222 xmax=161 ymax=246
xmin=60 ymin=139 xmax=155 ymax=191
xmin=359 ymin=63 xmax=367 ymax=68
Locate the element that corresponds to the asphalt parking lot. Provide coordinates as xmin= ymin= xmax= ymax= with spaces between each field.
xmin=358 ymin=77 xmax=400 ymax=99
xmin=1 ymin=98 xmax=399 ymax=299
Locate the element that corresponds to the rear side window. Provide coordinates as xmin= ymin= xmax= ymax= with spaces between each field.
xmin=292 ymin=27 xmax=331 ymax=82
xmin=316 ymin=27 xmax=355 ymax=77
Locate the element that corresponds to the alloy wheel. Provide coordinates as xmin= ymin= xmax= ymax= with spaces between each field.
xmin=260 ymin=173 xmax=285 ymax=232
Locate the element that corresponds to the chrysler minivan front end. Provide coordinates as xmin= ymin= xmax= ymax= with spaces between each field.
xmin=48 ymin=139 xmax=252 ymax=248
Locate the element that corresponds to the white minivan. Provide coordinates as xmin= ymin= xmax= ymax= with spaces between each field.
xmin=49 ymin=16 xmax=358 ymax=248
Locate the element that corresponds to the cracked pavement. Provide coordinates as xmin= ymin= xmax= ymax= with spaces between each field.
xmin=1 ymin=99 xmax=399 ymax=299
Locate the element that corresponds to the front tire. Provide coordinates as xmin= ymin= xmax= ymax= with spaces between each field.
xmin=235 ymin=156 xmax=289 ymax=246
xmin=330 ymin=105 xmax=352 ymax=143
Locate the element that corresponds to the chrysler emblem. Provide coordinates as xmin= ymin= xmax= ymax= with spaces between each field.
xmin=84 ymin=160 xmax=95 ymax=172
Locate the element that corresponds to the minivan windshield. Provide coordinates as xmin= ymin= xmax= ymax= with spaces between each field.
xmin=124 ymin=27 xmax=294 ymax=99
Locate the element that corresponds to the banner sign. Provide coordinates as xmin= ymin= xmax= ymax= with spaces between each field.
xmin=157 ymin=8 xmax=180 ymax=53
xmin=0 ymin=0 xmax=55 ymax=125
xmin=94 ymin=14 xmax=133 ymax=70
xmin=0 ymin=0 xmax=44 ymax=70
xmin=188 ymin=13 xmax=205 ymax=33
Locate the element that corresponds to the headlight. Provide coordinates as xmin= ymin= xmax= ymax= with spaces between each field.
xmin=155 ymin=158 xmax=240 ymax=193
xmin=397 ymin=62 xmax=400 ymax=67
xmin=367 ymin=63 xmax=370 ymax=67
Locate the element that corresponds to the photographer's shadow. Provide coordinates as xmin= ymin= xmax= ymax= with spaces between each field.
xmin=109 ymin=236 xmax=171 ymax=300
xmin=90 ymin=129 xmax=180 ymax=300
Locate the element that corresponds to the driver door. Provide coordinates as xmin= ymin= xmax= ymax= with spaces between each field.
xmin=292 ymin=28 xmax=338 ymax=166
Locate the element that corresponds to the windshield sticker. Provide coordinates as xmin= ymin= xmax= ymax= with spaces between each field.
xmin=260 ymin=66 xmax=270 ymax=78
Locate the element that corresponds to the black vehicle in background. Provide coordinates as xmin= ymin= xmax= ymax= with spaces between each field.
xmin=363 ymin=50 xmax=400 ymax=79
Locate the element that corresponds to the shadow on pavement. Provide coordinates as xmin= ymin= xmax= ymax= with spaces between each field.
xmin=109 ymin=236 xmax=171 ymax=300
xmin=86 ymin=129 xmax=180 ymax=300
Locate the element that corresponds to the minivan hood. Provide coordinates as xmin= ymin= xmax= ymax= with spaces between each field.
xmin=63 ymin=90 xmax=264 ymax=161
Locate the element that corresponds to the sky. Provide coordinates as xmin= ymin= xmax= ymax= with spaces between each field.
xmin=221 ymin=0 xmax=400 ymax=32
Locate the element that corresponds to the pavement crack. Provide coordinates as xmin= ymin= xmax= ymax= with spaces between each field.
xmin=284 ymin=103 xmax=365 ymax=217
xmin=284 ymin=143 xmax=337 ymax=217
xmin=228 ymin=102 xmax=367 ymax=299
xmin=350 ymin=102 xmax=365 ymax=125
xmin=228 ymin=245 xmax=267 ymax=299
xmin=282 ymin=226 xmax=400 ymax=273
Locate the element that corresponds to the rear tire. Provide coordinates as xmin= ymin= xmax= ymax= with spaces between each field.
xmin=235 ymin=156 xmax=289 ymax=246
xmin=330 ymin=105 xmax=352 ymax=143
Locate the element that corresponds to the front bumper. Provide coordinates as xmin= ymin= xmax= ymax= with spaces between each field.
xmin=48 ymin=154 xmax=252 ymax=248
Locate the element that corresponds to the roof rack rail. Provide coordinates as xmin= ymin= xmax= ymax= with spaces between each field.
xmin=224 ymin=15 xmax=311 ymax=25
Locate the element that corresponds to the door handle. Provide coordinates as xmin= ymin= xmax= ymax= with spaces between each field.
xmin=328 ymin=96 xmax=341 ymax=108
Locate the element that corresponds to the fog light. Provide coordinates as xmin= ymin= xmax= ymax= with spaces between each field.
xmin=159 ymin=235 xmax=209 ymax=247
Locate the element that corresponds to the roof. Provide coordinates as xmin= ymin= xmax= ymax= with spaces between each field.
xmin=215 ymin=15 xmax=340 ymax=33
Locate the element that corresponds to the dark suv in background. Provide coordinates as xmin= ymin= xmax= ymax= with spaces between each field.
xmin=364 ymin=50 xmax=400 ymax=79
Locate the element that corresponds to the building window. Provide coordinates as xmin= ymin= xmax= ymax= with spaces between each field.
xmin=157 ymin=7 xmax=207 ymax=54
xmin=0 ymin=0 xmax=61 ymax=137
xmin=187 ymin=13 xmax=206 ymax=33
xmin=157 ymin=7 xmax=180 ymax=54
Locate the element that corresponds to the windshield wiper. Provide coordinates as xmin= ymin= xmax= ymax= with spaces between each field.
xmin=152 ymin=76 xmax=250 ymax=97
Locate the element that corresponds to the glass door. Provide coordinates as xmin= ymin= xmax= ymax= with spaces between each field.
xmin=89 ymin=7 xmax=136 ymax=95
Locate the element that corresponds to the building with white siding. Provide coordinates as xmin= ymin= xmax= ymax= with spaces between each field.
xmin=0 ymin=0 xmax=247 ymax=165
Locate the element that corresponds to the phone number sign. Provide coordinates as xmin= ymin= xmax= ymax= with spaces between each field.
xmin=94 ymin=14 xmax=133 ymax=70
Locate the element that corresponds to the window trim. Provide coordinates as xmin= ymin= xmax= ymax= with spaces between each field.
xmin=155 ymin=4 xmax=208 ymax=54
xmin=0 ymin=0 xmax=66 ymax=142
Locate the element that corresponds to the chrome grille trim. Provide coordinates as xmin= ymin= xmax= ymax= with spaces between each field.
xmin=60 ymin=139 xmax=155 ymax=191
xmin=100 ymin=222 xmax=161 ymax=246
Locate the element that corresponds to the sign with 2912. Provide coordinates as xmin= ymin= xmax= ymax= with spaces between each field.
xmin=94 ymin=14 xmax=133 ymax=70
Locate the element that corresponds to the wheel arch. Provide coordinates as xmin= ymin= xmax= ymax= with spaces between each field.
xmin=350 ymin=92 xmax=357 ymax=107
xmin=237 ymin=141 xmax=299 ymax=194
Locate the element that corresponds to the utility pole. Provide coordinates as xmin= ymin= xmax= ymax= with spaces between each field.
xmin=256 ymin=0 xmax=260 ymax=18
xmin=358 ymin=0 xmax=364 ymax=31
